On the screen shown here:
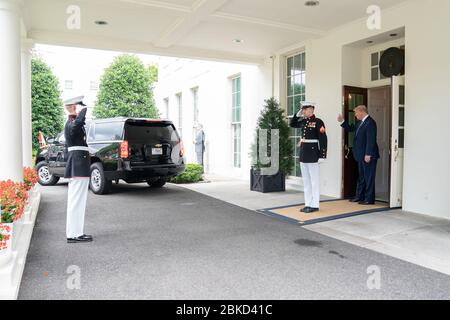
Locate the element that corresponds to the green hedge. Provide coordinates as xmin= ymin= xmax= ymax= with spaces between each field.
xmin=169 ymin=164 xmax=203 ymax=184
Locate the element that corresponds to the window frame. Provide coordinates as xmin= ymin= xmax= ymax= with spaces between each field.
xmin=285 ymin=51 xmax=306 ymax=177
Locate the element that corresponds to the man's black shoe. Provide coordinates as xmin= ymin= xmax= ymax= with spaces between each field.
xmin=300 ymin=206 xmax=310 ymax=212
xmin=349 ymin=198 xmax=361 ymax=203
xmin=304 ymin=207 xmax=319 ymax=213
xmin=67 ymin=235 xmax=93 ymax=243
xmin=358 ymin=201 xmax=375 ymax=205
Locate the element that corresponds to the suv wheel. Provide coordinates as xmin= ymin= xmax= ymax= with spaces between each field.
xmin=90 ymin=163 xmax=112 ymax=195
xmin=147 ymin=177 xmax=167 ymax=188
xmin=36 ymin=161 xmax=60 ymax=186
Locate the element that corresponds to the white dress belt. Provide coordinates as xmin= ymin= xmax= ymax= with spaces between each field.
xmin=300 ymin=139 xmax=319 ymax=143
xmin=68 ymin=146 xmax=89 ymax=152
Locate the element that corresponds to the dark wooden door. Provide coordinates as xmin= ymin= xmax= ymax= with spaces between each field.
xmin=342 ymin=86 xmax=368 ymax=199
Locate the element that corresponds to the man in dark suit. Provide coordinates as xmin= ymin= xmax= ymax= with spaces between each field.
xmin=338 ymin=105 xmax=379 ymax=205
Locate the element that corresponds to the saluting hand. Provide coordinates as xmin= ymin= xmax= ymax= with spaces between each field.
xmin=337 ymin=114 xmax=344 ymax=122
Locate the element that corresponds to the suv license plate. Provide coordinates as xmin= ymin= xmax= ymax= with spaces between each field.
xmin=152 ymin=147 xmax=163 ymax=155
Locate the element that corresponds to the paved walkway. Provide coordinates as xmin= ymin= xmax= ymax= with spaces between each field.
xmin=19 ymin=182 xmax=450 ymax=299
xmin=184 ymin=175 xmax=450 ymax=276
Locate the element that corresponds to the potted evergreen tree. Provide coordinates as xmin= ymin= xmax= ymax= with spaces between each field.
xmin=250 ymin=98 xmax=293 ymax=193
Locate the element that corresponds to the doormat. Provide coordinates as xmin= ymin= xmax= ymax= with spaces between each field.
xmin=256 ymin=199 xmax=390 ymax=226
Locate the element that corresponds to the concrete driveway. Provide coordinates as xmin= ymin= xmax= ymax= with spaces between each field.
xmin=19 ymin=182 xmax=450 ymax=299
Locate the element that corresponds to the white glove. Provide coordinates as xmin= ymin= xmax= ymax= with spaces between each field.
xmin=296 ymin=110 xmax=302 ymax=118
xmin=318 ymin=158 xmax=326 ymax=164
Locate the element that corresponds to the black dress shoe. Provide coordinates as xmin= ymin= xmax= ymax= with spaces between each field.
xmin=358 ymin=201 xmax=375 ymax=205
xmin=67 ymin=234 xmax=93 ymax=243
xmin=303 ymin=207 xmax=319 ymax=213
xmin=349 ymin=198 xmax=361 ymax=203
xmin=300 ymin=206 xmax=310 ymax=212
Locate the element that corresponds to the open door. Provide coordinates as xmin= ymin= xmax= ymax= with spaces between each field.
xmin=390 ymin=76 xmax=405 ymax=208
xmin=342 ymin=86 xmax=368 ymax=198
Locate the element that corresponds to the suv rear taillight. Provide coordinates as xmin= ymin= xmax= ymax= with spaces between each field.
xmin=179 ymin=140 xmax=184 ymax=157
xmin=120 ymin=140 xmax=129 ymax=158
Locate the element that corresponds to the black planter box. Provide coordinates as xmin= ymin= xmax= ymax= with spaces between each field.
xmin=250 ymin=168 xmax=286 ymax=193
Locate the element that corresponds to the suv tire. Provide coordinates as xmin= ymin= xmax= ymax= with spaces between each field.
xmin=147 ymin=177 xmax=167 ymax=188
xmin=90 ymin=162 xmax=112 ymax=195
xmin=36 ymin=161 xmax=60 ymax=186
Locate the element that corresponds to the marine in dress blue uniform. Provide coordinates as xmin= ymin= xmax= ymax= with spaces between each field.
xmin=290 ymin=102 xmax=328 ymax=213
xmin=64 ymin=96 xmax=93 ymax=243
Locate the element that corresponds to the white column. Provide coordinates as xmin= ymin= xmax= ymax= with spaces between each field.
xmin=0 ymin=0 xmax=23 ymax=181
xmin=21 ymin=38 xmax=34 ymax=168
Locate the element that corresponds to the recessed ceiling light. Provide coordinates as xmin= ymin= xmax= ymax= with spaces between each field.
xmin=305 ymin=0 xmax=320 ymax=6
xmin=233 ymin=39 xmax=244 ymax=44
xmin=95 ymin=20 xmax=108 ymax=25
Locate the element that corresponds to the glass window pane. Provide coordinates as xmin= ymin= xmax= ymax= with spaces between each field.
xmin=371 ymin=67 xmax=379 ymax=81
xmin=399 ymin=129 xmax=405 ymax=148
xmin=371 ymin=52 xmax=379 ymax=67
xmin=236 ymin=91 xmax=241 ymax=108
xmin=301 ymin=53 xmax=306 ymax=72
xmin=95 ymin=122 xmax=123 ymax=141
xmin=293 ymin=96 xmax=302 ymax=116
xmin=287 ymin=57 xmax=294 ymax=77
xmin=287 ymin=97 xmax=294 ymax=117
xmin=294 ymin=54 xmax=301 ymax=75
xmin=399 ymin=85 xmax=405 ymax=105
xmin=399 ymin=107 xmax=405 ymax=127
xmin=349 ymin=95 xmax=356 ymax=110
xmin=294 ymin=75 xmax=302 ymax=95
xmin=356 ymin=94 xmax=364 ymax=106
xmin=287 ymin=77 xmax=294 ymax=97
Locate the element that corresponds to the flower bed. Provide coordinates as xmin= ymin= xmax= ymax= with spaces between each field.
xmin=0 ymin=167 xmax=38 ymax=254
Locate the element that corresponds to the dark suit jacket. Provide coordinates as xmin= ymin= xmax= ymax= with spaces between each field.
xmin=341 ymin=116 xmax=380 ymax=162
xmin=64 ymin=108 xmax=90 ymax=178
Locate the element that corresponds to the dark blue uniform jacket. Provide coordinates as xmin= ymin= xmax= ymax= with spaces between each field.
xmin=64 ymin=108 xmax=90 ymax=178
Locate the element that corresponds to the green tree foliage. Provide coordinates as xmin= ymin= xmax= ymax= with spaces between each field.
xmin=31 ymin=56 xmax=64 ymax=151
xmin=250 ymin=98 xmax=294 ymax=176
xmin=94 ymin=54 xmax=159 ymax=119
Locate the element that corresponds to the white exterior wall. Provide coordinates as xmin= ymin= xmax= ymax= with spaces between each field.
xmin=274 ymin=0 xmax=450 ymax=219
xmin=155 ymin=58 xmax=271 ymax=179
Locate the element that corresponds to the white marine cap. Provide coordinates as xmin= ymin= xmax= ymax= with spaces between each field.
xmin=300 ymin=101 xmax=316 ymax=109
xmin=64 ymin=95 xmax=86 ymax=106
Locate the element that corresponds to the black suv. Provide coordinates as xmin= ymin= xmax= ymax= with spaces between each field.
xmin=35 ymin=118 xmax=185 ymax=194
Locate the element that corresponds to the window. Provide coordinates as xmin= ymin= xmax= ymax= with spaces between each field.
xmin=87 ymin=123 xmax=95 ymax=142
xmin=163 ymin=98 xmax=169 ymax=119
xmin=286 ymin=52 xmax=306 ymax=177
xmin=90 ymin=81 xmax=99 ymax=91
xmin=176 ymin=93 xmax=182 ymax=138
xmin=65 ymin=80 xmax=73 ymax=90
xmin=192 ymin=87 xmax=199 ymax=125
xmin=231 ymin=76 xmax=241 ymax=168
xmin=371 ymin=45 xmax=405 ymax=81
xmin=94 ymin=122 xmax=123 ymax=141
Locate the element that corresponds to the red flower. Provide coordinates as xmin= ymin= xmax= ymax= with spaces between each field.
xmin=1 ymin=179 xmax=29 ymax=223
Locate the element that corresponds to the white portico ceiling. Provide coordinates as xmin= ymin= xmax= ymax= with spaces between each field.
xmin=23 ymin=0 xmax=409 ymax=64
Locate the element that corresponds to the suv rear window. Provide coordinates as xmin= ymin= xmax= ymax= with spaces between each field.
xmin=93 ymin=122 xmax=124 ymax=141
xmin=125 ymin=122 xmax=179 ymax=143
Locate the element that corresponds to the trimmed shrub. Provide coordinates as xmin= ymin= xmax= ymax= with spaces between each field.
xmin=169 ymin=164 xmax=203 ymax=184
